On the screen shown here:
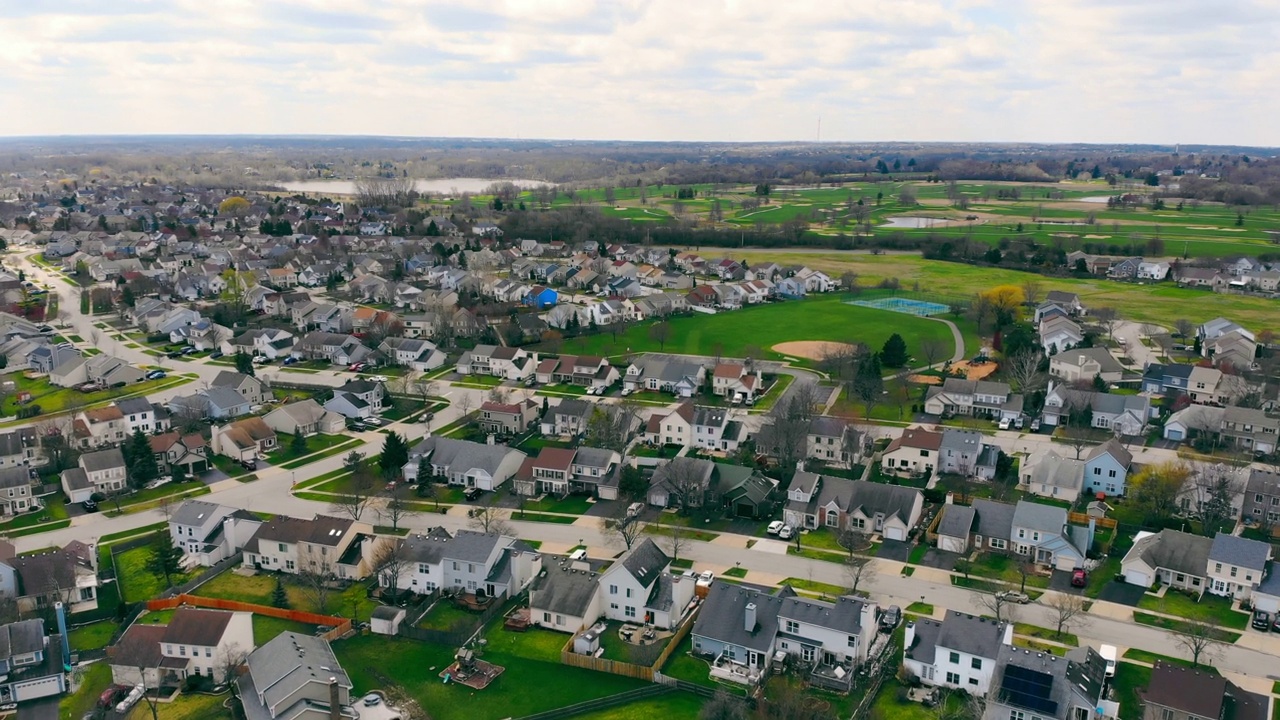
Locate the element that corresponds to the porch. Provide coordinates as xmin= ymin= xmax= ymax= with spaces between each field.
xmin=708 ymin=654 xmax=763 ymax=686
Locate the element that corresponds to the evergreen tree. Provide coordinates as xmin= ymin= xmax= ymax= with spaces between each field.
xmin=170 ymin=462 xmax=188 ymax=485
xmin=271 ymin=578 xmax=289 ymax=608
xmin=379 ymin=431 xmax=410 ymax=480
xmin=290 ymin=431 xmax=308 ymax=456
xmin=146 ymin=535 xmax=185 ymax=590
xmin=127 ymin=429 xmax=160 ymax=487
xmin=881 ymin=333 xmax=908 ymax=368
xmin=234 ymin=350 xmax=255 ymax=376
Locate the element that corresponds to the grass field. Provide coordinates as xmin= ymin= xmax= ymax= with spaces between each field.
xmin=115 ymin=541 xmax=195 ymax=604
xmin=548 ymin=293 xmax=960 ymax=363
xmin=60 ymin=661 xmax=112 ymax=720
xmin=1137 ymin=589 xmax=1249 ymax=629
xmin=68 ymin=620 xmax=117 ymax=652
xmin=570 ymin=693 xmax=706 ymax=720
xmin=193 ymin=570 xmax=380 ymax=619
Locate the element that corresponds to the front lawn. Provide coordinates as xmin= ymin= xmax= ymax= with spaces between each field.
xmin=1136 ymin=588 xmax=1249 ymax=630
xmin=277 ymin=437 xmax=364 ymax=470
xmin=521 ymin=494 xmax=594 ymax=515
xmin=453 ymin=374 xmax=504 ymax=388
xmin=115 ymin=540 xmax=196 ymax=603
xmin=1122 ymin=648 xmax=1218 ymax=671
xmin=60 ymin=661 xmax=112 ymax=720
xmin=1112 ymin=662 xmax=1152 ymax=720
xmin=1132 ymin=612 xmax=1241 ymax=642
xmin=966 ymin=553 xmax=1051 ymax=589
xmin=333 ymin=634 xmax=649 ymax=720
xmin=1013 ymin=622 xmax=1078 ymax=646
xmin=0 ymin=373 xmax=189 ymax=417
xmin=138 ymin=687 xmax=229 ymax=720
xmin=68 ymin=620 xmax=118 ymax=652
xmin=781 ymin=577 xmax=847 ymax=598
xmin=267 ymin=433 xmax=350 ymax=464
xmin=512 ymin=434 xmax=575 ymax=454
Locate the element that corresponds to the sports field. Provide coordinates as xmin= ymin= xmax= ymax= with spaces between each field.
xmin=550 ymin=293 xmax=963 ymax=363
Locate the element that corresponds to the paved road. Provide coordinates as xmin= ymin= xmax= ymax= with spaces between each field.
xmin=1114 ymin=320 xmax=1162 ymax=369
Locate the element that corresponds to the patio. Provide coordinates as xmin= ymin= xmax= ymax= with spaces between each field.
xmin=440 ymin=650 xmax=505 ymax=690
xmin=708 ymin=654 xmax=763 ymax=685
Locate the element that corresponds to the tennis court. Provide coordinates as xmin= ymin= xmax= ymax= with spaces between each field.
xmin=847 ymin=297 xmax=950 ymax=317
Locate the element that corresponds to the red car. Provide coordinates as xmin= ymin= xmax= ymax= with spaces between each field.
xmin=1070 ymin=568 xmax=1087 ymax=587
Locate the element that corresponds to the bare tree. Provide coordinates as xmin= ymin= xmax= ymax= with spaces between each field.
xmin=976 ymin=591 xmax=1012 ymax=624
xmin=468 ymin=496 xmax=513 ymax=535
xmin=371 ymin=539 xmax=410 ymax=602
xmin=648 ymin=321 xmax=672 ymax=351
xmin=700 ymin=690 xmax=750 ymax=720
xmin=763 ymin=380 xmax=818 ymax=471
xmin=1175 ymin=621 xmax=1222 ymax=666
xmin=298 ymin=558 xmax=336 ymax=613
xmin=1021 ymin=279 xmax=1044 ymax=307
xmin=603 ymin=511 xmax=646 ymax=551
xmin=1174 ymin=318 xmax=1195 ymax=340
xmin=455 ymin=392 xmax=473 ymax=423
xmin=918 ymin=336 xmax=946 ymax=368
xmin=1006 ymin=350 xmax=1047 ymax=394
xmin=1188 ymin=462 xmax=1237 ymax=536
xmin=113 ymin=629 xmax=165 ymax=720
xmin=218 ymin=644 xmax=251 ymax=700
xmin=330 ymin=465 xmax=376 ymax=522
xmin=842 ymin=554 xmax=874 ymax=595
xmin=657 ymin=523 xmax=690 ymax=563
xmin=1092 ymin=306 xmax=1121 ymax=341
xmin=659 ymin=458 xmax=710 ymax=515
xmin=1046 ymin=593 xmax=1086 ymax=639
xmin=1061 ymin=426 xmax=1095 ymax=460
xmin=378 ymin=484 xmax=419 ymax=532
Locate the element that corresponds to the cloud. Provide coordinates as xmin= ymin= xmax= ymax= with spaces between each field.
xmin=0 ymin=0 xmax=1276 ymax=145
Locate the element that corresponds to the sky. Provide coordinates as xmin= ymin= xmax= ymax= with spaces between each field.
xmin=0 ymin=0 xmax=1277 ymax=146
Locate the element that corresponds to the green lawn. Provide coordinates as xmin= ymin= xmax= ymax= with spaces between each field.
xmin=520 ymin=494 xmax=594 ymax=515
xmin=418 ymin=599 xmax=485 ymax=633
xmin=253 ymin=615 xmax=319 ymax=646
xmin=1122 ymin=648 xmax=1218 ymax=671
xmin=1113 ymin=662 xmax=1153 ymax=720
xmin=547 ymin=293 xmax=958 ymax=364
xmin=1137 ymin=589 xmax=1249 ymax=630
xmin=967 ymin=553 xmax=1051 ymax=589
xmin=569 ymin=693 xmax=706 ymax=720
xmin=870 ymin=681 xmax=965 ymax=720
xmin=0 ymin=373 xmax=189 ymax=417
xmin=0 ymin=496 xmax=69 ymax=534
xmin=906 ymin=602 xmax=934 ymax=615
xmin=1132 ymin=612 xmax=1242 ymax=642
xmin=780 ymin=577 xmax=847 ymax=597
xmin=1013 ymin=622 xmax=1078 ymax=646
xmin=267 ymin=433 xmax=351 ymax=464
xmin=512 ymin=511 xmax=579 ymax=524
xmin=454 ymin=374 xmax=504 ymax=387
xmin=115 ymin=540 xmax=195 ymax=603
xmin=333 ymin=634 xmax=649 ymax=720
xmin=513 ymin=435 xmax=576 ymax=454
xmin=60 ymin=661 xmax=112 ymax=720
xmin=278 ymin=437 xmax=364 ymax=470
xmin=486 ymin=624 xmax=568 ymax=663
xmin=68 ymin=620 xmax=118 ymax=652
xmin=193 ymin=570 xmax=379 ymax=619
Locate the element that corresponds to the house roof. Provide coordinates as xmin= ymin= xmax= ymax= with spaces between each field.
xmin=692 ymin=581 xmax=786 ymax=653
xmin=617 ymin=538 xmax=669 ymax=589
xmin=0 ymin=619 xmax=46 ymax=661
xmin=81 ymin=447 xmax=125 ymax=472
xmin=532 ymin=447 xmax=576 ymax=472
xmin=1029 ymin=452 xmax=1085 ymax=490
xmin=163 ymin=608 xmax=236 ymax=647
xmin=1054 ymin=347 xmax=1125 ymax=374
xmin=170 ymin=500 xmax=230 ymax=527
xmin=885 ymin=428 xmax=943 ymax=453
xmin=410 ymin=436 xmax=525 ymax=476
xmin=1209 ymin=533 xmax=1270 ymax=572
xmin=971 ymin=499 xmax=1017 ymax=541
xmin=1085 ymin=437 xmax=1133 ymax=468
xmin=1142 ymin=663 xmax=1267 ymax=720
xmin=1012 ymin=500 xmax=1067 ymax=534
xmin=530 ymin=555 xmax=605 ymax=618
xmin=211 ymin=370 xmax=256 ymax=390
xmin=816 ymin=477 xmax=920 ymax=527
xmin=909 ymin=611 xmax=1008 ymax=666
xmin=937 ymin=505 xmax=976 ymax=539
xmin=241 ymin=632 xmax=351 ymax=717
xmin=1125 ymin=530 xmax=1212 ymax=578
xmin=110 ymin=623 xmax=167 ymax=670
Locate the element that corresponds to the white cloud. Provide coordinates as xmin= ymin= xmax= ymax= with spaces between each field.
xmin=0 ymin=0 xmax=1276 ymax=145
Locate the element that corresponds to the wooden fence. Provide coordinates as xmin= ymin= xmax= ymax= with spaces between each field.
xmin=147 ymin=593 xmax=352 ymax=641
xmin=558 ymin=606 xmax=701 ymax=682
xmin=1068 ymin=512 xmax=1117 ymax=529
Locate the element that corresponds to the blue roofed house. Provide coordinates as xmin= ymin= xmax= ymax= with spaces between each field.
xmin=1082 ymin=438 xmax=1132 ymax=497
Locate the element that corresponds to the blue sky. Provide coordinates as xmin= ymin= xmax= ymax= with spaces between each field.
xmin=0 ymin=0 xmax=1276 ymax=146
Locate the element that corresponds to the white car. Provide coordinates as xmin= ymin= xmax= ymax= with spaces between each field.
xmin=778 ymin=525 xmax=794 ymax=540
xmin=766 ymin=520 xmax=785 ymax=535
xmin=998 ymin=417 xmax=1012 ymax=430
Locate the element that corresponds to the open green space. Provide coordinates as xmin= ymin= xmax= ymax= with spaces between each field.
xmin=68 ymin=620 xmax=117 ymax=652
xmin=333 ymin=634 xmax=648 ymax=720
xmin=193 ymin=570 xmax=379 ymax=620
xmin=1013 ymin=622 xmax=1078 ymax=646
xmin=267 ymin=433 xmax=351 ymax=464
xmin=1132 ymin=611 xmax=1242 ymax=642
xmin=870 ymin=681 xmax=965 ymax=720
xmin=417 ymin=599 xmax=485 ymax=633
xmin=115 ymin=540 xmax=196 ymax=604
xmin=485 ymin=624 xmax=568 ymax=663
xmin=453 ymin=374 xmax=504 ymax=387
xmin=0 ymin=496 xmax=69 ymax=534
xmin=570 ymin=693 xmax=706 ymax=720
xmin=967 ymin=553 xmax=1051 ymax=589
xmin=1136 ymin=589 xmax=1249 ymax=629
xmin=547 ymin=293 xmax=959 ymax=364
xmin=1112 ymin=662 xmax=1152 ymax=720
xmin=0 ymin=373 xmax=191 ymax=418
xmin=1122 ymin=648 xmax=1219 ymax=671
xmin=277 ymin=437 xmax=364 ymax=470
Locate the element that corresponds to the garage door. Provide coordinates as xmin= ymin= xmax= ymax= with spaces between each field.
xmin=1124 ymin=569 xmax=1151 ymax=587
xmin=1166 ymin=429 xmax=1184 ymax=441
xmin=735 ymin=502 xmax=755 ymax=518
xmin=884 ymin=526 xmax=906 ymax=541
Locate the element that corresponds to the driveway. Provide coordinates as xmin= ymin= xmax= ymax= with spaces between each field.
xmin=1097 ymin=580 xmax=1146 ymax=607
xmin=1048 ymin=569 xmax=1087 ymax=596
xmin=919 ymin=549 xmax=959 ymax=572
xmin=877 ymin=540 xmax=911 ymax=563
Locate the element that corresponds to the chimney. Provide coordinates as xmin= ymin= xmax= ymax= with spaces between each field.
xmin=328 ymin=677 xmax=341 ymax=720
xmin=55 ymin=602 xmax=71 ymax=671
xmin=744 ymin=602 xmax=757 ymax=633
xmin=944 ymin=492 xmax=954 ymax=505
xmin=904 ymin=621 xmax=916 ymax=651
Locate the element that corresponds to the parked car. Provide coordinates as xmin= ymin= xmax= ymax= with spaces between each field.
xmin=1013 ymin=416 xmax=1024 ymax=430
xmin=81 ymin=499 xmax=99 ymax=513
xmin=181 ymin=347 xmax=198 ymax=355
xmin=362 ymin=694 xmax=382 ymax=708
xmin=209 ymin=351 xmax=224 ymax=360
xmin=998 ymin=417 xmax=1012 ymax=430
xmin=362 ymin=417 xmax=384 ymax=427
xmin=98 ymin=686 xmax=129 ymax=708
xmin=1270 ymin=614 xmax=1280 ymax=633
xmin=240 ymin=458 xmax=258 ymax=471
xmin=253 ymin=355 xmax=270 ymax=364
xmin=145 ymin=370 xmax=167 ymax=380
xmin=36 ymin=325 xmax=53 ymax=335
xmin=1030 ymin=418 xmax=1041 ymax=432
xmin=995 ymin=590 xmax=1030 ymax=604
xmin=879 ymin=605 xmax=902 ymax=631
xmin=627 ymin=502 xmax=645 ymax=519
xmin=166 ymin=351 xmax=183 ymax=359
xmin=463 ymin=487 xmax=483 ymax=501
xmin=283 ymin=356 xmax=299 ymax=365
xmin=777 ymin=525 xmax=794 ymax=540
xmin=767 ymin=520 xmax=785 ymax=536
xmin=1070 ymin=568 xmax=1087 ymax=587
xmin=78 ymin=382 xmax=103 ymax=393
xmin=1253 ymin=610 xmax=1272 ymax=631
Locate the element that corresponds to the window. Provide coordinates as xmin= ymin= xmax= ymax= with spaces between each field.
xmin=610 ymin=603 xmax=618 ymax=610
xmin=624 ymin=606 xmax=636 ymax=618
xmin=609 ymin=584 xmax=618 ymax=595
xmin=949 ymin=652 xmax=960 ymax=664
xmin=1230 ymin=567 xmax=1238 ymax=577
xmin=418 ymin=563 xmax=430 ymax=574
xmin=1215 ymin=563 xmax=1222 ymax=573
xmin=785 ymin=620 xmax=800 ymax=634
xmin=285 ymin=560 xmax=295 ymax=571
xmin=826 ymin=512 xmax=839 ymax=528
xmin=969 ymin=678 xmax=978 ymax=686
xmin=1160 ymin=710 xmax=1173 ymax=720
xmin=626 ymin=588 xmax=633 ymax=598
xmin=204 ymin=648 xmax=211 ymax=658
xmin=946 ymin=672 xmax=961 ymax=685
xmin=1108 ymin=469 xmax=1117 ymax=478
xmin=1010 ymin=712 xmax=1025 ymax=720
xmin=1094 ymin=468 xmax=1101 ymax=476
xmin=543 ymin=612 xmax=551 ymax=622
xmin=990 ymin=538 xmax=1007 ymax=550
xmin=971 ymin=658 xmax=981 ymax=670
xmin=278 ymin=543 xmax=287 ymax=552
xmin=847 ymin=635 xmax=857 ymax=648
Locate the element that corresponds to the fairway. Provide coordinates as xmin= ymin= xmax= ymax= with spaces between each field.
xmin=553 ymin=293 xmax=959 ymax=363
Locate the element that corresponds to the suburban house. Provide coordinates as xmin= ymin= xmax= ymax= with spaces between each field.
xmin=1217 ymin=406 xmax=1279 ymax=455
xmin=323 ymin=379 xmax=385 ymax=420
xmin=0 ymin=619 xmax=68 ymax=703
xmin=378 ymin=337 xmax=446 ymax=371
xmin=381 ymin=528 xmax=541 ymax=599
xmin=168 ymin=500 xmax=263 ymax=567
xmin=646 ymin=403 xmax=740 ymax=452
xmin=529 ymin=554 xmax=607 ymax=634
xmin=938 ymin=430 xmax=999 ymax=479
xmin=1242 ymin=468 xmax=1280 ymax=528
xmin=1082 ymin=438 xmax=1133 ymax=496
xmin=935 ymin=504 xmax=979 ymax=554
xmin=1042 ymin=383 xmax=1151 ymax=436
xmin=0 ymin=468 xmax=34 ymax=517
xmin=72 ymin=406 xmax=129 ymax=449
xmin=982 ymin=645 xmax=1109 ymax=720
xmin=456 ymin=345 xmax=537 ymax=380
xmin=211 ymin=371 xmax=269 ymax=407
xmin=782 ymin=472 xmax=923 ymax=541
xmin=1010 ymin=501 xmax=1090 ymax=571
xmin=211 ymin=418 xmax=277 ymax=463
xmin=478 ymin=399 xmax=540 ymax=436
xmin=1020 ymin=451 xmax=1085 ymax=502
xmin=49 ymin=354 xmax=145 ymax=389
xmin=1138 ymin=662 xmax=1268 ymax=720
xmin=597 ymin=539 xmax=697 ymax=629
xmin=236 ymin=633 xmax=356 ymax=720
xmin=115 ymin=397 xmax=168 ymax=435
xmin=263 ymin=399 xmax=346 ymax=438
xmin=513 ymin=446 xmax=622 ymax=500
xmin=804 ymin=416 xmax=862 ymax=468
xmin=903 ymin=611 xmax=1013 ymax=694
xmin=60 ymin=448 xmax=127 ymax=504
xmin=149 ymin=431 xmax=210 ymax=476
xmin=923 ymin=379 xmax=1024 ymax=422
xmin=0 ymin=429 xmax=38 ymax=469
xmin=689 ymin=580 xmax=878 ymax=689
xmin=403 ymin=436 xmax=526 ymax=491
xmin=881 ymin=428 xmax=943 ymax=477
xmin=1140 ymin=363 xmax=1197 ymax=396
xmin=1121 ymin=530 xmax=1213 ymax=593
xmin=622 ymin=356 xmax=705 ymax=397
xmin=242 ymin=514 xmax=372 ymax=578
xmin=711 ymin=362 xmax=762 ymax=403
xmin=541 ymin=398 xmax=592 ymax=438
xmin=1050 ymin=348 xmax=1125 ymax=385
xmin=0 ymin=541 xmax=99 ymax=613
xmin=110 ymin=608 xmax=254 ymax=688
xmin=1206 ymin=533 xmax=1272 ymax=600
xmin=1039 ymin=316 xmax=1084 ymax=354
xmin=534 ymin=355 xmax=619 ymax=391
xmin=646 ymin=457 xmax=777 ymax=519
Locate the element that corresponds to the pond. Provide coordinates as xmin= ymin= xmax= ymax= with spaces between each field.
xmin=880 ymin=216 xmax=956 ymax=229
xmin=278 ymin=177 xmax=551 ymax=195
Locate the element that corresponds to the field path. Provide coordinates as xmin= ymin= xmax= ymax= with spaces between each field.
xmin=929 ymin=316 xmax=966 ymax=364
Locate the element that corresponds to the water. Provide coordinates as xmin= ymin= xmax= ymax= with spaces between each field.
xmin=278 ymin=177 xmax=552 ymax=195
xmin=880 ymin=216 xmax=954 ymax=229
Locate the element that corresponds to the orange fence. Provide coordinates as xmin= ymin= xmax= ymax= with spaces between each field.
xmin=147 ymin=594 xmax=353 ymax=641
xmin=1068 ymin=512 xmax=1117 ymax=529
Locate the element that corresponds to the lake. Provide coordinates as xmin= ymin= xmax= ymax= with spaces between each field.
xmin=880 ymin=216 xmax=953 ymax=229
xmin=278 ymin=177 xmax=551 ymax=195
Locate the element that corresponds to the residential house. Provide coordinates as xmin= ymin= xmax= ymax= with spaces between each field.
xmin=403 ymin=436 xmax=526 ymax=491
xmin=478 ymin=399 xmax=540 ymax=436
xmin=324 ymin=379 xmax=386 ymax=420
xmin=1 ymin=541 xmax=99 ymax=613
xmin=1162 ymin=404 xmax=1224 ymax=444
xmin=1137 ymin=260 xmax=1170 ymax=280
xmin=1082 ymin=438 xmax=1132 ymax=496
xmin=168 ymin=500 xmax=262 ymax=566
xmin=60 ymin=448 xmax=126 ymax=503
xmin=1039 ymin=316 xmax=1084 ymax=355
xmin=935 ymin=504 xmax=978 ymax=554
xmin=981 ymin=645 xmax=1109 ymax=720
xmin=381 ymin=528 xmax=541 ymax=599
xmin=645 ymin=457 xmax=770 ymax=516
xmin=923 ymin=379 xmax=1024 ymax=422
xmin=1108 ymin=257 xmax=1143 ymax=279
xmin=377 ymin=337 xmax=446 ymax=372
xmin=514 ymin=446 xmax=621 ymax=499
xmin=541 ymin=398 xmax=592 ymax=438
xmin=1043 ymin=291 xmax=1084 ymax=315
xmin=1176 ymin=266 xmax=1228 ymax=290
xmin=1217 ymin=406 xmax=1279 ymax=454
xmin=1010 ymin=501 xmax=1089 ymax=571
xmin=623 ymin=356 xmax=705 ymax=397
xmin=1140 ymin=363 xmax=1197 ymax=395
xmin=110 ymin=608 xmax=255 ymax=688
xmin=236 ymin=633 xmax=357 ymax=720
xmin=711 ymin=363 xmax=762 ymax=403
xmin=263 ymin=399 xmax=346 ymax=438
xmin=242 ymin=514 xmax=370 ymax=578
xmin=1021 ymin=451 xmax=1085 ymax=502
xmin=806 ymin=416 xmax=862 ymax=469
xmin=533 ymin=355 xmax=619 ymax=391
xmin=1050 ymin=348 xmax=1125 ymax=384
xmin=0 ymin=468 xmax=34 ymax=517
xmin=938 ymin=430 xmax=998 ymax=479
xmin=200 ymin=387 xmax=253 ymax=419
xmin=1206 ymin=533 xmax=1272 ymax=600
xmin=210 ymin=418 xmax=277 ymax=463
xmin=1242 ymin=468 xmax=1280 ymax=528
xmin=1042 ymin=383 xmax=1151 ymax=436
xmin=529 ymin=554 xmax=606 ymax=633
xmin=456 ymin=345 xmax=537 ymax=380
xmin=49 ymin=354 xmax=145 ymax=389
xmin=1121 ymin=530 xmax=1212 ymax=593
xmin=114 ymin=397 xmax=168 ymax=435
xmin=881 ymin=428 xmax=943 ymax=477
xmin=211 ymin=371 xmax=268 ymax=406
xmin=71 ymin=406 xmax=128 ymax=449
xmin=0 ymin=619 xmax=68 ymax=703
xmin=690 ymin=581 xmax=878 ymax=689
xmin=597 ymin=539 xmax=696 ymax=629
xmin=1138 ymin=662 xmax=1267 ymax=720
xmin=149 ymin=432 xmax=209 ymax=475
xmin=903 ymin=611 xmax=1013 ymax=694
xmin=0 ymin=429 xmax=37 ymax=470
xmin=782 ymin=473 xmax=923 ymax=541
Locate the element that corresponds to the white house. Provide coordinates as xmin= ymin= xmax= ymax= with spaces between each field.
xmin=110 ymin=608 xmax=254 ymax=688
xmin=382 ymin=528 xmax=541 ymax=600
xmin=903 ymin=612 xmax=1012 ymax=694
xmin=597 ymin=539 xmax=696 ymax=630
xmin=403 ymin=436 xmax=526 ymax=491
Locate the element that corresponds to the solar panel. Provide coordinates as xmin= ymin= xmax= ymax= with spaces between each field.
xmin=1001 ymin=664 xmax=1059 ymax=715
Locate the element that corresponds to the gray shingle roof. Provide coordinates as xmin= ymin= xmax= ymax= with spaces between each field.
xmin=410 ymin=436 xmax=525 ymax=476
xmin=0 ymin=619 xmax=46 ymax=660
xmin=240 ymin=632 xmax=351 ymax=720
xmin=933 ymin=612 xmax=1008 ymax=663
xmin=937 ymin=505 xmax=976 ymax=539
xmin=692 ymin=581 xmax=785 ymax=654
xmin=1126 ymin=530 xmax=1212 ymax=579
xmin=971 ymin=499 xmax=1016 ymax=541
xmin=80 ymin=447 xmax=125 ymax=473
xmin=530 ymin=555 xmax=604 ymax=618
xmin=170 ymin=500 xmax=230 ymax=528
xmin=1012 ymin=500 xmax=1067 ymax=534
xmin=619 ymin=538 xmax=669 ymax=589
xmin=1209 ymin=533 xmax=1271 ymax=571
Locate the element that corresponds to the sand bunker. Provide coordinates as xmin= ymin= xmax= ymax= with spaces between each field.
xmin=908 ymin=360 xmax=999 ymax=384
xmin=772 ymin=341 xmax=857 ymax=361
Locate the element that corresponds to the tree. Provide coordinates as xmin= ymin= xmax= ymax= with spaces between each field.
xmin=1174 ymin=318 xmax=1195 ymax=339
xmin=271 ymin=578 xmax=289 ymax=608
xmin=290 ymin=431 xmax=307 ymax=457
xmin=655 ymin=523 xmax=689 ymax=563
xmin=700 ymin=690 xmax=749 ymax=720
xmin=146 ymin=534 xmax=185 ymax=592
xmin=113 ymin=627 xmax=167 ymax=720
xmin=1175 ymin=620 xmax=1221 ymax=666
xmin=379 ymin=484 xmax=419 ymax=532
xmin=468 ymin=497 xmax=513 ymax=535
xmin=1046 ymin=593 xmax=1086 ymax=639
xmin=219 ymin=644 xmax=251 ymax=702
xmin=234 ymin=350 xmax=255 ymax=376
xmin=1092 ymin=306 xmax=1121 ymax=340
xmin=218 ymin=196 xmax=251 ymax=217
xmin=126 ymin=428 xmax=160 ymax=487
xmin=852 ymin=353 xmax=885 ymax=418
xmin=378 ymin=431 xmax=410 ymax=480
xmin=763 ymin=380 xmax=818 ymax=472
xmin=618 ymin=465 xmax=648 ymax=501
xmin=298 ymin=559 xmax=336 ymax=613
xmin=881 ymin=333 xmax=908 ymax=368
xmin=604 ymin=510 xmax=646 ymax=551
xmin=330 ymin=461 xmax=376 ymax=522
xmin=919 ymin=337 xmax=946 ymax=368
xmin=372 ymin=539 xmax=411 ymax=602
xmin=842 ymin=554 xmax=874 ymax=595
xmin=978 ymin=285 xmax=1025 ymax=327
xmin=1005 ymin=350 xmax=1047 ymax=395
xmin=1129 ymin=461 xmax=1193 ymax=525
xmin=1188 ymin=462 xmax=1236 ymax=536
xmin=648 ymin=321 xmax=671 ymax=351
xmin=1020 ymin=279 xmax=1044 ymax=307
xmin=976 ymin=591 xmax=1012 ymax=624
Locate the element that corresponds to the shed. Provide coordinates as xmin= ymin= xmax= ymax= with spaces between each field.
xmin=370 ymin=606 xmax=406 ymax=636
xmin=573 ymin=623 xmax=605 ymax=655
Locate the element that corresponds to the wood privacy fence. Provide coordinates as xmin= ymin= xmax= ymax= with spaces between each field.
xmin=1068 ymin=512 xmax=1117 ymax=529
xmin=558 ymin=606 xmax=700 ymax=682
xmin=147 ymin=594 xmax=352 ymax=641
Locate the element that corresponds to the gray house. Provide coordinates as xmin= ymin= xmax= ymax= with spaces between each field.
xmin=237 ymin=633 xmax=356 ymax=720
xmin=1082 ymin=438 xmax=1132 ymax=497
xmin=0 ymin=619 xmax=67 ymax=704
